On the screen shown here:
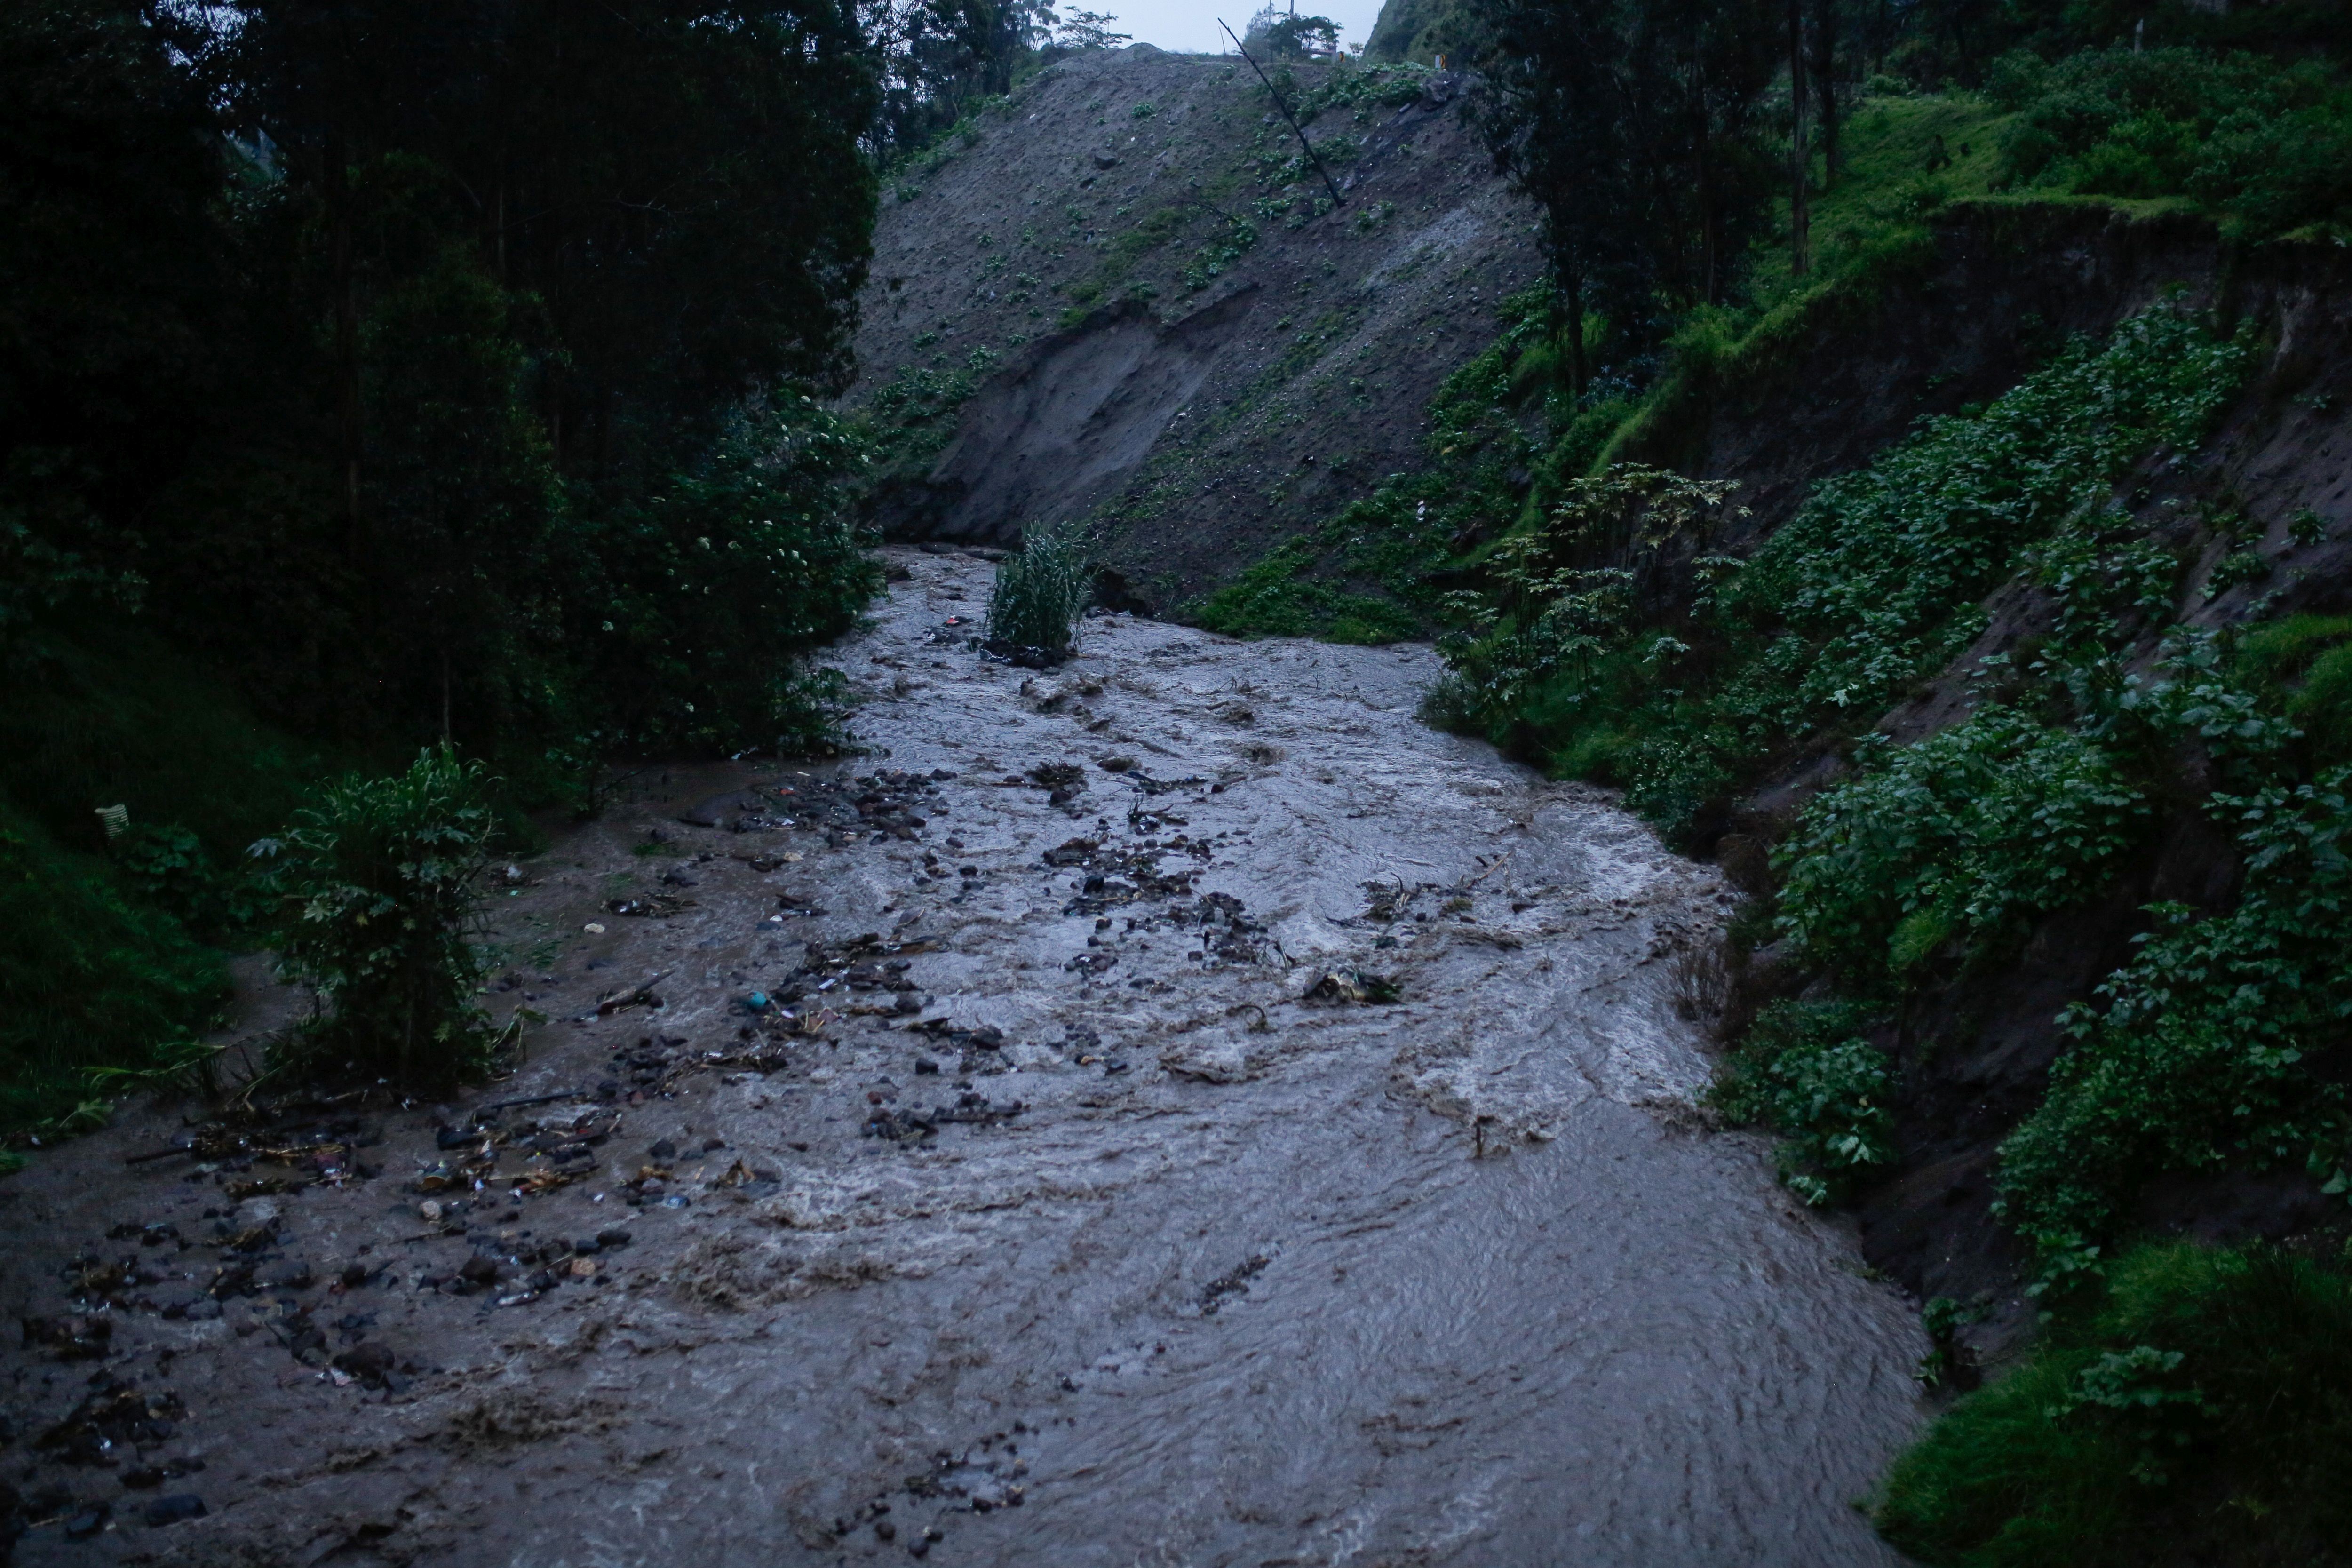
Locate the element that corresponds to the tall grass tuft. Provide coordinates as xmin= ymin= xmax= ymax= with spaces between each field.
xmin=276 ymin=746 xmax=500 ymax=1088
xmin=985 ymin=525 xmax=1091 ymax=657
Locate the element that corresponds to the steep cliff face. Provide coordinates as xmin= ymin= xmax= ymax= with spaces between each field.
xmin=842 ymin=46 xmax=1540 ymax=612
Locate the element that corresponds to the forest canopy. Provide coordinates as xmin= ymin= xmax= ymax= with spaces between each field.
xmin=2 ymin=0 xmax=892 ymax=769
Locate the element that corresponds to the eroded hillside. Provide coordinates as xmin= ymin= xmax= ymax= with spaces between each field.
xmin=842 ymin=46 xmax=1539 ymax=613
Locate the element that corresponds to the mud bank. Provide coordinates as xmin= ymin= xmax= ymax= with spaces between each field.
xmin=0 ymin=552 xmax=1923 ymax=1566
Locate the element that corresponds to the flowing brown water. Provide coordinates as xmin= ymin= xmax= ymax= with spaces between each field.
xmin=2 ymin=550 xmax=1922 ymax=1566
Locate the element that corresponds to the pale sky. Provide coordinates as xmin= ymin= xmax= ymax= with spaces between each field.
xmin=1088 ymin=0 xmax=1389 ymax=57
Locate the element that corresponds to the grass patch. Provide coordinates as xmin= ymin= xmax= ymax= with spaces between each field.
xmin=0 ymin=800 xmax=230 ymax=1133
xmin=0 ymin=633 xmax=330 ymax=1132
xmin=1709 ymin=998 xmax=1894 ymax=1206
xmin=1192 ymin=537 xmax=1423 ymax=643
xmin=1878 ymin=1241 xmax=2352 ymax=1566
xmin=0 ymin=629 xmax=330 ymax=863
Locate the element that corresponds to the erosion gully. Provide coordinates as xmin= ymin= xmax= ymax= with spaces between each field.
xmin=2 ymin=550 xmax=1925 ymax=1566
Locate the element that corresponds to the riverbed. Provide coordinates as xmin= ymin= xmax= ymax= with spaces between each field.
xmin=0 ymin=550 xmax=1923 ymax=1566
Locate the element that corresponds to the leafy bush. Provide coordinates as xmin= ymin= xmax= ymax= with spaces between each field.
xmin=276 ymin=746 xmax=499 ymax=1087
xmin=1443 ymin=463 xmax=1742 ymax=718
xmin=1995 ymin=764 xmax=2352 ymax=1274
xmin=1188 ymin=291 xmax=1562 ymax=642
xmin=1425 ymin=309 xmax=2249 ymax=838
xmin=1183 ymin=217 xmax=1259 ymax=291
xmin=1661 ymin=308 xmax=2249 ymax=793
xmin=1709 ymin=999 xmax=1894 ymax=1205
xmin=1193 ymin=536 xmax=1422 ymax=643
xmin=1877 ymin=1242 xmax=2352 ymax=1566
xmin=581 ymin=396 xmax=879 ymax=754
xmin=986 ymin=525 xmax=1091 ymax=655
xmin=111 ymin=821 xmax=280 ymax=936
xmin=1776 ymin=712 xmax=2147 ymax=987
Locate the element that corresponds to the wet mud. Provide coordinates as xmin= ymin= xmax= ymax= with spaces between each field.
xmin=0 ymin=551 xmax=1924 ymax=1565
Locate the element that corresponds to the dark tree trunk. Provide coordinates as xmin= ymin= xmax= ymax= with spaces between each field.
xmin=326 ymin=131 xmax=363 ymax=557
xmin=1787 ymin=0 xmax=1810 ymax=276
xmin=1557 ymin=266 xmax=1589 ymax=399
xmin=1813 ymin=0 xmax=1840 ymax=187
xmin=1694 ymin=58 xmax=1718 ymax=303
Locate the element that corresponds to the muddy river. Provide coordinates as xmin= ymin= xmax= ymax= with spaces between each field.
xmin=1 ymin=550 xmax=1923 ymax=1565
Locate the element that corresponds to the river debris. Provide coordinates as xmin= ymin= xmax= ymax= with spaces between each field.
xmin=1026 ymin=761 xmax=1087 ymax=804
xmin=605 ymin=892 xmax=692 ymax=918
xmin=865 ymin=1090 xmax=1027 ymax=1144
xmin=1198 ymin=1253 xmax=1271 ymax=1315
xmin=20 ymin=1315 xmax=112 ymax=1361
xmin=1180 ymin=891 xmax=1271 ymax=966
xmin=1045 ymin=837 xmax=1201 ymax=913
xmin=117 ymin=1090 xmax=389 ymax=1186
xmin=412 ymin=1104 xmax=622 ymax=1194
xmin=1122 ymin=768 xmax=1208 ymax=797
xmin=780 ymin=769 xmax=951 ymax=843
xmin=904 ymin=1435 xmax=1030 ymax=1516
xmin=1303 ymin=968 xmax=1403 ymax=1005
xmin=736 ymin=850 xmax=801 ymax=873
xmin=594 ymin=971 xmax=670 ymax=1015
xmin=909 ymin=1019 xmax=1009 ymax=1073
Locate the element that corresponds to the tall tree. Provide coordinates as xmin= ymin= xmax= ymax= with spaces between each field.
xmin=1486 ymin=0 xmax=1777 ymax=335
xmin=1811 ymin=0 xmax=1840 ymax=186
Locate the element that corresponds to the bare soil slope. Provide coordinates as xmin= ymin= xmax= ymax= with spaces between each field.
xmin=843 ymin=47 xmax=1539 ymax=611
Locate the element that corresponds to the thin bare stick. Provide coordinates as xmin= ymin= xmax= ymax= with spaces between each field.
xmin=1219 ymin=20 xmax=1346 ymax=208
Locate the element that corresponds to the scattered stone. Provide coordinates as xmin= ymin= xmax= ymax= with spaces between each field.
xmin=143 ymin=1494 xmax=206 ymax=1528
xmin=20 ymin=1315 xmax=111 ymax=1361
xmin=37 ymin=1386 xmax=185 ymax=1465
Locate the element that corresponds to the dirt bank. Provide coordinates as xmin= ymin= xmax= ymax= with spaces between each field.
xmin=0 ymin=552 xmax=1923 ymax=1566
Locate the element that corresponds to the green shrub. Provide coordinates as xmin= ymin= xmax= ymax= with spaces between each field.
xmin=0 ymin=629 xmax=325 ymax=863
xmin=2295 ymin=644 xmax=2352 ymax=766
xmin=1776 ymin=711 xmax=2148 ymax=987
xmin=2236 ymin=614 xmax=2352 ymax=766
xmin=1877 ymin=1242 xmax=2352 ymax=1566
xmin=1183 ymin=217 xmax=1259 ymax=291
xmin=1995 ymin=765 xmax=2352 ymax=1274
xmin=1193 ymin=536 xmax=1423 ymax=643
xmin=986 ymin=525 xmax=1091 ymax=655
xmin=110 ymin=820 xmax=281 ymax=936
xmin=276 ymin=746 xmax=499 ymax=1087
xmin=583 ymin=396 xmax=880 ymax=753
xmin=1709 ymin=999 xmax=1895 ymax=1205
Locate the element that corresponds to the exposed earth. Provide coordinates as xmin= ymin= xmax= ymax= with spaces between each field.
xmin=0 ymin=551 xmax=1925 ymax=1565
xmin=844 ymin=46 xmax=1541 ymax=610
